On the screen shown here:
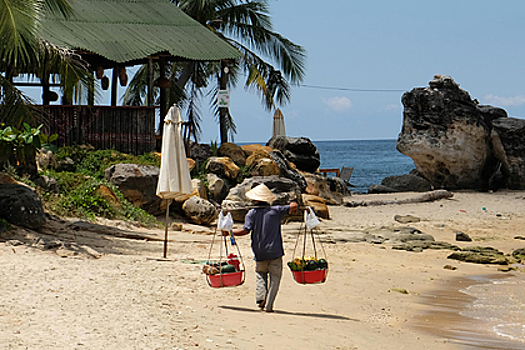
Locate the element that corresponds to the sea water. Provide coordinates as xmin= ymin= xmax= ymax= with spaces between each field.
xmin=314 ymin=139 xmax=415 ymax=193
xmin=461 ymin=275 xmax=525 ymax=345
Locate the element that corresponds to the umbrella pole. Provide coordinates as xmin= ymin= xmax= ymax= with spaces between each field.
xmin=163 ymin=199 xmax=172 ymax=258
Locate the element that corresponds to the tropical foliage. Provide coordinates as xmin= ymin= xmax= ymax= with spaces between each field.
xmin=123 ymin=0 xmax=306 ymax=143
xmin=0 ymin=0 xmax=94 ymax=127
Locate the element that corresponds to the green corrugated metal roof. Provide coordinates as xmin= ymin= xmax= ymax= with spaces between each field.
xmin=41 ymin=0 xmax=241 ymax=64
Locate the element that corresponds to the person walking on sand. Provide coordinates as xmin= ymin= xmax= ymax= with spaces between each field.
xmin=224 ymin=183 xmax=298 ymax=313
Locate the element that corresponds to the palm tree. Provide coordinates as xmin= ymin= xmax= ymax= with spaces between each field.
xmin=123 ymin=0 xmax=306 ymax=144
xmin=0 ymin=0 xmax=93 ymax=127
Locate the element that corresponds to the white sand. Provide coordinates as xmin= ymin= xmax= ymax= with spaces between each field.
xmin=1 ymin=190 xmax=525 ymax=349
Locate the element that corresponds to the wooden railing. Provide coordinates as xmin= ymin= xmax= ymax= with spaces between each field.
xmin=41 ymin=105 xmax=156 ymax=155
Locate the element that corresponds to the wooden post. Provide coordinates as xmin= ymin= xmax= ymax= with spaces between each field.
xmin=159 ymin=57 xmax=167 ymax=129
xmin=111 ymin=67 xmax=118 ymax=106
xmin=219 ymin=60 xmax=229 ymax=144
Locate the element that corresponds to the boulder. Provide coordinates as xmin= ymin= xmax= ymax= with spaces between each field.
xmin=245 ymin=150 xmax=272 ymax=167
xmin=222 ymin=176 xmax=302 ymax=221
xmin=218 ymin=142 xmax=246 ymax=166
xmin=252 ymin=158 xmax=280 ymax=177
xmin=397 ymin=74 xmax=504 ymax=190
xmin=105 ymin=163 xmax=162 ymax=215
xmin=269 ymin=150 xmax=307 ymax=190
xmin=491 ymin=117 xmax=525 ymax=189
xmin=241 ymin=144 xmax=272 ymax=157
xmin=267 ymin=136 xmax=321 ymax=173
xmin=191 ymin=178 xmax=207 ymax=199
xmin=302 ymin=172 xmax=345 ymax=205
xmin=33 ymin=175 xmax=59 ymax=194
xmin=301 ymin=194 xmax=330 ymax=219
xmin=381 ymin=174 xmax=433 ymax=192
xmin=206 ymin=156 xmax=240 ymax=181
xmin=368 ymin=184 xmax=399 ymax=194
xmin=0 ymin=184 xmax=47 ymax=229
xmin=182 ymin=196 xmax=217 ymax=226
xmin=189 ymin=142 xmax=214 ymax=168
xmin=206 ymin=173 xmax=230 ymax=203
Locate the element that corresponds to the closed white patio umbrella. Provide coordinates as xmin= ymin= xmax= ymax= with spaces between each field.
xmin=272 ymin=108 xmax=286 ymax=137
xmin=156 ymin=105 xmax=193 ymax=258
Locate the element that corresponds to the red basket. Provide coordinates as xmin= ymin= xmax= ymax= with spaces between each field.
xmin=292 ymin=269 xmax=327 ymax=284
xmin=207 ymin=271 xmax=245 ymax=288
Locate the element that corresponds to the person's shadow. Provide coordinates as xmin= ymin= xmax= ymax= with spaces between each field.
xmin=219 ymin=305 xmax=359 ymax=321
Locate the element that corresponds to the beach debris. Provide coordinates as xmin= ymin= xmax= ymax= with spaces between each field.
xmin=514 ymin=236 xmax=525 ymax=240
xmin=344 ymin=189 xmax=453 ymax=207
xmin=394 ymin=214 xmax=421 ymax=224
xmin=455 ymin=231 xmax=472 ymax=242
xmin=443 ymin=265 xmax=457 ymax=270
xmin=389 ymin=288 xmax=409 ymax=294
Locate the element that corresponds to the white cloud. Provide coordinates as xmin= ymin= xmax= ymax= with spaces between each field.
xmin=323 ymin=96 xmax=352 ymax=112
xmin=483 ymin=94 xmax=525 ymax=107
xmin=385 ymin=103 xmax=402 ymax=111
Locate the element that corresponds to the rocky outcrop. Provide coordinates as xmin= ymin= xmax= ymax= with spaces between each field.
xmin=268 ymin=136 xmax=321 ymax=173
xmin=269 ymin=150 xmax=307 ymax=190
xmin=397 ymin=74 xmax=505 ymax=190
xmin=491 ymin=117 xmax=525 ymax=189
xmin=0 ymin=184 xmax=47 ymax=229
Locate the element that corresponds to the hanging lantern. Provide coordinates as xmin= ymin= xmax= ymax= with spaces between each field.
xmin=96 ymin=66 xmax=104 ymax=79
xmin=154 ymin=77 xmax=172 ymax=89
xmin=101 ymin=76 xmax=110 ymax=90
xmin=119 ymin=67 xmax=128 ymax=86
xmin=42 ymin=90 xmax=59 ymax=102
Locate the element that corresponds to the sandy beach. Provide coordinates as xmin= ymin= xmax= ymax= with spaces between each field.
xmin=1 ymin=190 xmax=525 ymax=350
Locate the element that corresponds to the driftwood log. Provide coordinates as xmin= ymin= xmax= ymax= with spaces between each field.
xmin=344 ymin=190 xmax=453 ymax=207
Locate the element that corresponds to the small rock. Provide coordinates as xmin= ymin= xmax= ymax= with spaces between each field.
xmin=443 ymin=265 xmax=457 ymax=270
xmin=455 ymin=231 xmax=472 ymax=242
xmin=394 ymin=215 xmax=421 ymax=224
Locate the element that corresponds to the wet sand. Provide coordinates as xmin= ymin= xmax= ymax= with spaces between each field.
xmin=411 ymin=274 xmax=525 ymax=350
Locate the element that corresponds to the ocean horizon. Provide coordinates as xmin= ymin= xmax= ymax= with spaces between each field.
xmin=240 ymin=139 xmax=416 ymax=193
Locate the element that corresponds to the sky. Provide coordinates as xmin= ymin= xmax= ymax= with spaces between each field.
xmin=23 ymin=0 xmax=525 ymax=143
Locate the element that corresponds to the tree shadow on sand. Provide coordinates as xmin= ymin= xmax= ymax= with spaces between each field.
xmin=219 ymin=305 xmax=359 ymax=321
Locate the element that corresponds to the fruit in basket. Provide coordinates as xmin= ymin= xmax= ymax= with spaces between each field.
xmin=317 ymin=258 xmax=328 ymax=269
xmin=220 ymin=264 xmax=237 ymax=273
xmin=293 ymin=258 xmax=306 ymax=270
xmin=287 ymin=261 xmax=298 ymax=271
xmin=202 ymin=265 xmax=219 ymax=275
xmin=305 ymin=260 xmax=318 ymax=271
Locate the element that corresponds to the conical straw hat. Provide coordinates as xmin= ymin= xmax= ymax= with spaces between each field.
xmin=245 ymin=183 xmax=277 ymax=204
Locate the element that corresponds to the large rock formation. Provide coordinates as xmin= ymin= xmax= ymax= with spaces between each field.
xmin=397 ymin=75 xmax=506 ymax=190
xmin=267 ymin=136 xmax=321 ymax=173
xmin=491 ymin=117 xmax=525 ymax=189
xmin=105 ymin=163 xmax=162 ymax=215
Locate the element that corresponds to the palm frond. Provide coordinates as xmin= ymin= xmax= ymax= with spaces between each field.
xmin=122 ymin=64 xmax=151 ymax=106
xmin=0 ymin=0 xmax=41 ymax=70
xmin=0 ymin=73 xmax=38 ymax=127
xmin=39 ymin=41 xmax=96 ymax=104
xmin=43 ymin=0 xmax=73 ymax=17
